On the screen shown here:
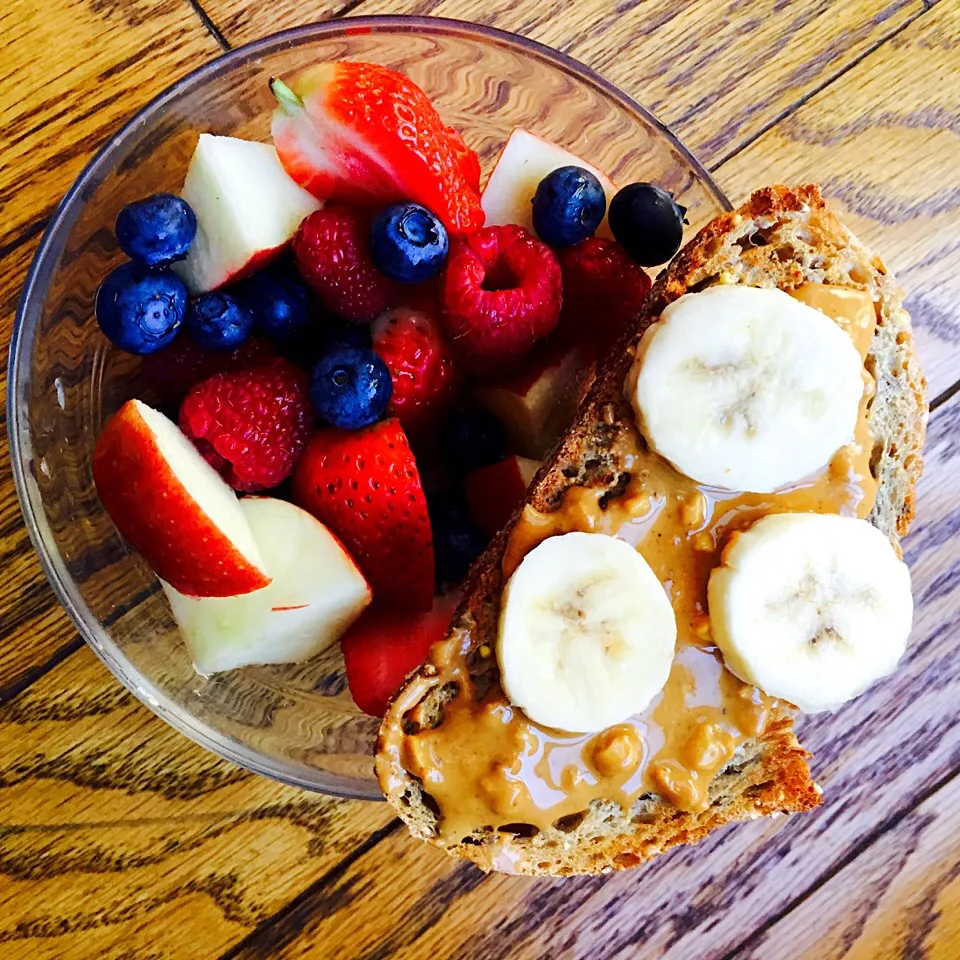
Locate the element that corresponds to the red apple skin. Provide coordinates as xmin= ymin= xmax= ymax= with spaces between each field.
xmin=93 ymin=401 xmax=271 ymax=598
xmin=464 ymin=456 xmax=541 ymax=539
xmin=212 ymin=241 xmax=288 ymax=291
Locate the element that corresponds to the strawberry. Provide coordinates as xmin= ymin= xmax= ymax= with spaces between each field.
xmin=446 ymin=126 xmax=481 ymax=193
xmin=371 ymin=307 xmax=460 ymax=435
xmin=464 ymin=455 xmax=541 ymax=539
xmin=291 ymin=419 xmax=435 ymax=609
xmin=271 ymin=63 xmax=484 ymax=235
xmin=341 ymin=593 xmax=458 ymax=717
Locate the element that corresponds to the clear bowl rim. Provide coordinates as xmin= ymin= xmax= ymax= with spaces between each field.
xmin=8 ymin=14 xmax=732 ymax=799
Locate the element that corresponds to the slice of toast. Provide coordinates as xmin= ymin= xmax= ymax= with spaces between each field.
xmin=376 ymin=185 xmax=928 ymax=877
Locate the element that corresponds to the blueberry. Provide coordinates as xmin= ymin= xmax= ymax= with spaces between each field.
xmin=95 ymin=262 xmax=188 ymax=354
xmin=310 ymin=347 xmax=392 ymax=429
xmin=115 ymin=194 xmax=197 ymax=268
xmin=531 ymin=166 xmax=607 ymax=248
xmin=369 ymin=202 xmax=449 ymax=283
xmin=440 ymin=408 xmax=507 ymax=474
xmin=186 ymin=293 xmax=253 ymax=352
xmin=608 ymin=182 xmax=687 ymax=267
xmin=428 ymin=489 xmax=489 ymax=586
xmin=234 ymin=263 xmax=313 ymax=345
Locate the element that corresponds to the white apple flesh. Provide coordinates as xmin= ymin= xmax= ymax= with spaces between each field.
xmin=474 ymin=341 xmax=590 ymax=459
xmin=481 ymin=128 xmax=618 ymax=240
xmin=173 ymin=134 xmax=321 ymax=295
xmin=162 ymin=497 xmax=371 ymax=675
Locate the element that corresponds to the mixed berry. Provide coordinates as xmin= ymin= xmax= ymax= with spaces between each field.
xmin=179 ymin=357 xmax=312 ymax=492
xmin=115 ymin=193 xmax=197 ymax=268
xmin=309 ymin=346 xmax=392 ymax=429
xmin=95 ymin=262 xmax=188 ymax=354
xmin=608 ymin=181 xmax=688 ymax=267
xmin=531 ymin=165 xmax=607 ymax=248
xmin=92 ymin=60 xmax=685 ymax=718
xmin=369 ymin=203 xmax=449 ymax=283
xmin=234 ymin=263 xmax=313 ymax=345
xmin=186 ymin=292 xmax=254 ymax=352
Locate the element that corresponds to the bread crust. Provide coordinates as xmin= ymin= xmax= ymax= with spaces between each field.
xmin=376 ymin=185 xmax=928 ymax=877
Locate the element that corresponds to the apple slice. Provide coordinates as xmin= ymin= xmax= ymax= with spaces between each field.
xmin=464 ymin=455 xmax=541 ymax=539
xmin=481 ymin=129 xmax=618 ymax=240
xmin=94 ymin=399 xmax=270 ymax=597
xmin=163 ymin=497 xmax=372 ymax=675
xmin=474 ymin=339 xmax=590 ymax=459
xmin=172 ymin=134 xmax=321 ymax=294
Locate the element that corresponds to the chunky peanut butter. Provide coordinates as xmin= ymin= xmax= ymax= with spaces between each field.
xmin=384 ymin=284 xmax=879 ymax=841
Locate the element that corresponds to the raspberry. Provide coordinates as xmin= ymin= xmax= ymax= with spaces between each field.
xmin=293 ymin=206 xmax=400 ymax=323
xmin=442 ymin=225 xmax=562 ymax=376
xmin=179 ymin=358 xmax=313 ymax=492
xmin=557 ymin=238 xmax=651 ymax=357
xmin=141 ymin=334 xmax=276 ymax=405
xmin=371 ymin=308 xmax=460 ymax=434
xmin=401 ymin=274 xmax=444 ymax=315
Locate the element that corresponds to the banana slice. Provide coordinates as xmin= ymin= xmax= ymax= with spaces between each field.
xmin=498 ymin=531 xmax=676 ymax=733
xmin=708 ymin=513 xmax=913 ymax=713
xmin=628 ymin=285 xmax=865 ymax=492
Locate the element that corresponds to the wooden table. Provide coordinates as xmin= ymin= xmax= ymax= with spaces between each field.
xmin=1 ymin=0 xmax=958 ymax=956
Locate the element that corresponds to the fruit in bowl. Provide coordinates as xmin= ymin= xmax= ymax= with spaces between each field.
xmin=89 ymin=58 xmax=690 ymax=722
xmin=6 ymin=18 xmax=746 ymax=816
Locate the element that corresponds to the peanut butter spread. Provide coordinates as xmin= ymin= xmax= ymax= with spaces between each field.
xmin=384 ymin=285 xmax=879 ymax=842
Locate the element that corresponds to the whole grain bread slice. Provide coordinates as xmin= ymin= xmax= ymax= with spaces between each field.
xmin=376 ymin=185 xmax=928 ymax=877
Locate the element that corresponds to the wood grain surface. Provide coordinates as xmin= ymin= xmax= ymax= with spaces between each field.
xmin=0 ymin=0 xmax=958 ymax=957
xmin=0 ymin=646 xmax=394 ymax=960
xmin=0 ymin=0 xmax=224 ymax=693
xmin=719 ymin=0 xmax=960 ymax=399
xmin=0 ymin=0 xmax=221 ymax=253
xmin=200 ymin=0 xmax=924 ymax=169
xmin=738 ymin=769 xmax=960 ymax=960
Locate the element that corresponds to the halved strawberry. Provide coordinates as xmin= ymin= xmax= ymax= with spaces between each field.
xmin=341 ymin=592 xmax=458 ymax=717
xmin=446 ymin=126 xmax=481 ymax=193
xmin=271 ymin=63 xmax=484 ymax=236
xmin=291 ymin=419 xmax=435 ymax=610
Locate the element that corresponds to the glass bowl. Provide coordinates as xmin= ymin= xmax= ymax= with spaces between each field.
xmin=9 ymin=16 xmax=730 ymax=800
